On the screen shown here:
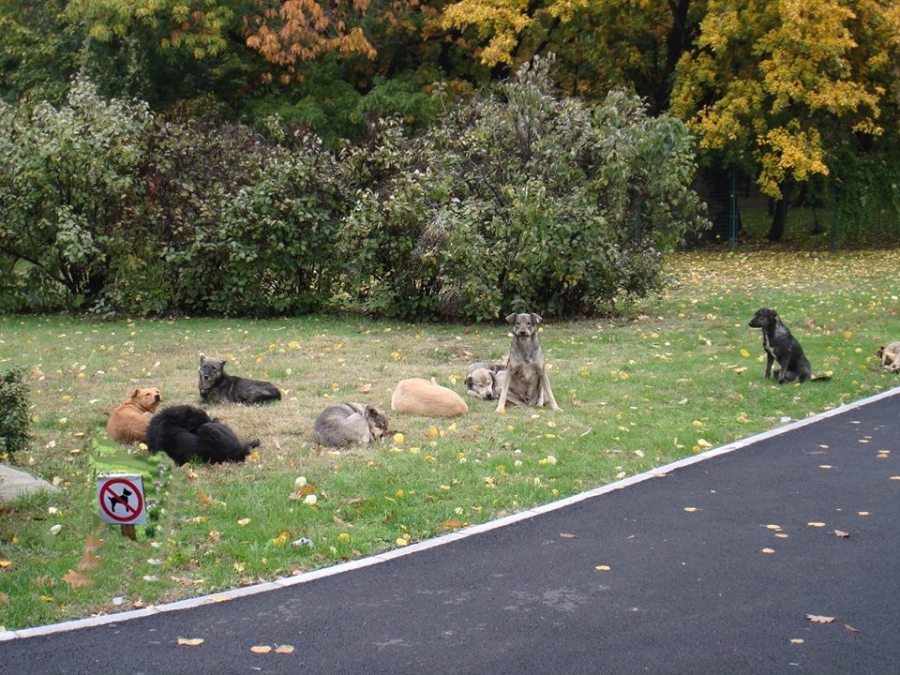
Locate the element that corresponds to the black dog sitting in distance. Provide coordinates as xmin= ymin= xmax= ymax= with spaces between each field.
xmin=198 ymin=353 xmax=281 ymax=405
xmin=146 ymin=404 xmax=260 ymax=465
xmin=748 ymin=307 xmax=812 ymax=384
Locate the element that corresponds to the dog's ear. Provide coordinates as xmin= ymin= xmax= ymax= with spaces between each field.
xmin=505 ymin=313 xmax=517 ymax=325
xmin=876 ymin=346 xmax=885 ymax=357
xmin=531 ymin=313 xmax=543 ymax=325
xmin=131 ymin=388 xmax=141 ymax=399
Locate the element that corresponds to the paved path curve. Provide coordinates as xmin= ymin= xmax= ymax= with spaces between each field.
xmin=1 ymin=388 xmax=898 ymax=675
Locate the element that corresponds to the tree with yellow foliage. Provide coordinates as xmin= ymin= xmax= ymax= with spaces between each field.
xmin=671 ymin=0 xmax=900 ymax=240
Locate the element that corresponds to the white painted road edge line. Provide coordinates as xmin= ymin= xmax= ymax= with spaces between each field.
xmin=3 ymin=385 xmax=898 ymax=642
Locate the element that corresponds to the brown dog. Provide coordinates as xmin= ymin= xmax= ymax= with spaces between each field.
xmin=496 ymin=313 xmax=561 ymax=412
xmin=391 ymin=378 xmax=469 ymax=417
xmin=107 ymin=388 xmax=163 ymax=443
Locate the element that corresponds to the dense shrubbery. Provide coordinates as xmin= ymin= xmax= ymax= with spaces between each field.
xmin=337 ymin=57 xmax=707 ymax=320
xmin=0 ymin=78 xmax=150 ymax=312
xmin=0 ymin=367 xmax=30 ymax=458
xmin=0 ymin=59 xmax=709 ymax=320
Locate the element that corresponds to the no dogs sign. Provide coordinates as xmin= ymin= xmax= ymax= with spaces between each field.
xmin=97 ymin=474 xmax=147 ymax=525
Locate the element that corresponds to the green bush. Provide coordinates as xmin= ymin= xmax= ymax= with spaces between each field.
xmin=0 ymin=77 xmax=151 ymax=312
xmin=105 ymin=111 xmax=344 ymax=317
xmin=0 ymin=367 xmax=30 ymax=458
xmin=336 ymin=55 xmax=709 ymax=320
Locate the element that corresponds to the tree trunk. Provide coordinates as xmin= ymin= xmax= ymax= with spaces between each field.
xmin=766 ymin=199 xmax=787 ymax=242
xmin=766 ymin=179 xmax=791 ymax=242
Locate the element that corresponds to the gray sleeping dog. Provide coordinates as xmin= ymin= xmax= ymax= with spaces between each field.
xmin=312 ymin=402 xmax=389 ymax=448
xmin=496 ymin=312 xmax=561 ymax=412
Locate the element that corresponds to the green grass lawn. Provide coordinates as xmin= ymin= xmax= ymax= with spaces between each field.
xmin=1 ymin=249 xmax=899 ymax=631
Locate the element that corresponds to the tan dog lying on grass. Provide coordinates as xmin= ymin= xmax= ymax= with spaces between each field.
xmin=876 ymin=342 xmax=900 ymax=372
xmin=107 ymin=387 xmax=163 ymax=443
xmin=391 ymin=378 xmax=468 ymax=417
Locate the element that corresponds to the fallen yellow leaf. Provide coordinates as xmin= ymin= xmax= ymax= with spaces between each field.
xmin=177 ymin=638 xmax=204 ymax=646
xmin=807 ymin=522 xmax=826 ymax=528
xmin=275 ymin=645 xmax=295 ymax=654
xmin=760 ymin=548 xmax=776 ymax=554
xmin=594 ymin=565 xmax=611 ymax=571
xmin=250 ymin=645 xmax=272 ymax=654
xmin=806 ymin=614 xmax=835 ymax=624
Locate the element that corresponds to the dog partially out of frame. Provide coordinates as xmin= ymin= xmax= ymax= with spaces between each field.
xmin=107 ymin=387 xmax=163 ymax=444
xmin=198 ymin=354 xmax=281 ymax=405
xmin=496 ymin=312 xmax=561 ymax=412
xmin=312 ymin=402 xmax=389 ymax=448
xmin=748 ymin=307 xmax=814 ymax=384
xmin=465 ymin=362 xmax=506 ymax=401
xmin=876 ymin=342 xmax=900 ymax=372
xmin=146 ymin=404 xmax=260 ymax=465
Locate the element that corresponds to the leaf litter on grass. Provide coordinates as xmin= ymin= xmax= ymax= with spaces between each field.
xmin=1 ymin=251 xmax=900 ymax=631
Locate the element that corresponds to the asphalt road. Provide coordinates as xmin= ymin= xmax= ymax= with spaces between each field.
xmin=1 ymin=388 xmax=898 ymax=675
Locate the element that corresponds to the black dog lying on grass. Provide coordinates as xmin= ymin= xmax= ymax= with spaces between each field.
xmin=198 ymin=354 xmax=281 ymax=405
xmin=146 ymin=404 xmax=260 ymax=465
xmin=748 ymin=307 xmax=830 ymax=384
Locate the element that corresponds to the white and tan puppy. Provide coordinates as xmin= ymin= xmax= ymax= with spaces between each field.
xmin=107 ymin=387 xmax=163 ymax=444
xmin=465 ymin=362 xmax=506 ymax=400
xmin=876 ymin=342 xmax=900 ymax=372
xmin=391 ymin=378 xmax=468 ymax=417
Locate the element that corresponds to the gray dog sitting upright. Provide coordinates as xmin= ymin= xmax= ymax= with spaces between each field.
xmin=496 ymin=312 xmax=561 ymax=412
xmin=198 ymin=354 xmax=282 ymax=405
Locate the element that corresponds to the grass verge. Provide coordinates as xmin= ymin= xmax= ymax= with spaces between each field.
xmin=1 ymin=249 xmax=898 ymax=631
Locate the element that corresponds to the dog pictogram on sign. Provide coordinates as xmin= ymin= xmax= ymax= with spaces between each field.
xmin=97 ymin=475 xmax=146 ymax=525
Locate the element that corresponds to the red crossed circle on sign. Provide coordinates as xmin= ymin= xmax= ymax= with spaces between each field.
xmin=99 ymin=477 xmax=144 ymax=523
